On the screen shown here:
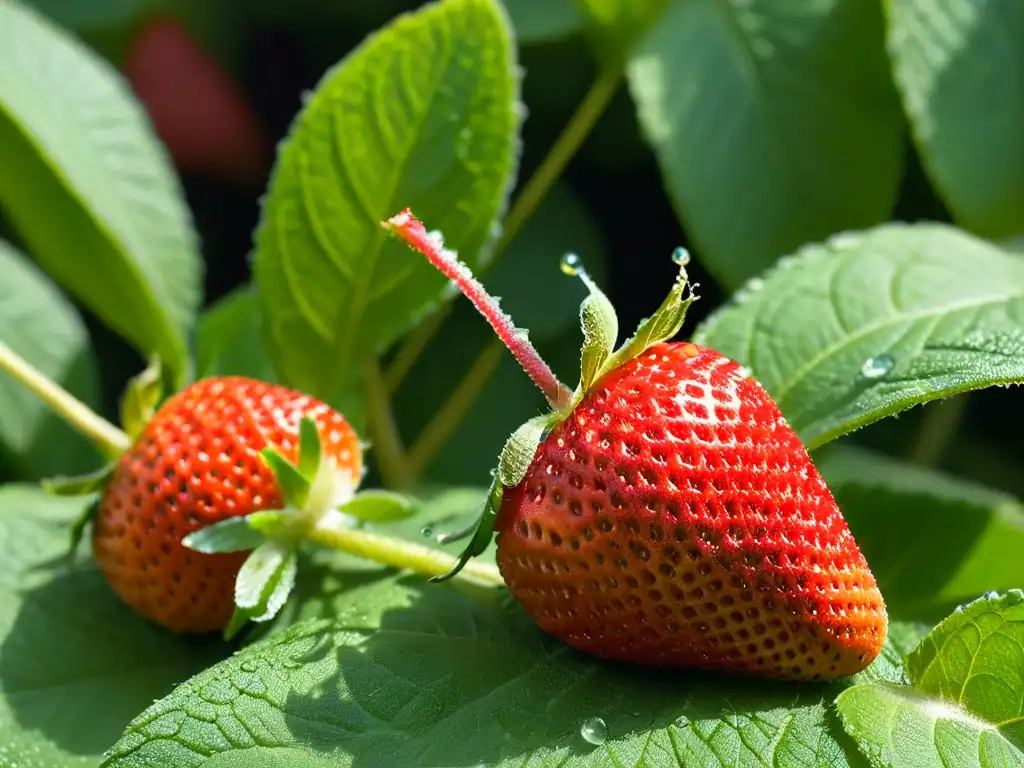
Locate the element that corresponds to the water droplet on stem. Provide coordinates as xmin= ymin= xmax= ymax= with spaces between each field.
xmin=560 ymin=252 xmax=581 ymax=276
xmin=671 ymin=247 xmax=691 ymax=266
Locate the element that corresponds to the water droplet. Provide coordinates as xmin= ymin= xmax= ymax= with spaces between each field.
xmin=560 ymin=252 xmax=581 ymax=276
xmin=674 ymin=714 xmax=690 ymax=728
xmin=420 ymin=526 xmax=434 ymax=538
xmin=671 ymin=247 xmax=691 ymax=266
xmin=745 ymin=277 xmax=765 ymax=293
xmin=580 ymin=716 xmax=607 ymax=746
xmin=984 ymin=590 xmax=999 ymax=600
xmin=860 ymin=354 xmax=895 ymax=380
xmin=240 ymin=660 xmax=257 ymax=672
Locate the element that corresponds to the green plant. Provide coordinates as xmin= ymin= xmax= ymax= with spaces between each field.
xmin=0 ymin=0 xmax=1022 ymax=766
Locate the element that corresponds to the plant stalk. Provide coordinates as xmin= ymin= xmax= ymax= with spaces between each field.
xmin=307 ymin=515 xmax=504 ymax=588
xmin=909 ymin=395 xmax=969 ymax=468
xmin=0 ymin=339 xmax=131 ymax=458
xmin=363 ymin=357 xmax=413 ymax=490
xmin=383 ymin=63 xmax=623 ymax=395
xmin=408 ymin=338 xmax=503 ymax=477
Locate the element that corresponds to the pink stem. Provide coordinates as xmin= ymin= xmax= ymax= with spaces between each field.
xmin=384 ymin=209 xmax=572 ymax=410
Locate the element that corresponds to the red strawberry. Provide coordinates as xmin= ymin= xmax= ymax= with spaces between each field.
xmin=384 ymin=209 xmax=887 ymax=681
xmin=90 ymin=376 xmax=361 ymax=633
xmin=123 ymin=17 xmax=269 ymax=186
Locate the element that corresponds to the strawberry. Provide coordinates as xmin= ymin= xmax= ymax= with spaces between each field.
xmin=384 ymin=210 xmax=887 ymax=681
xmin=123 ymin=17 xmax=269 ymax=186
xmin=54 ymin=374 xmax=364 ymax=635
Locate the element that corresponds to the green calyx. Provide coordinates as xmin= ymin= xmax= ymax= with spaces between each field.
xmin=183 ymin=416 xmax=414 ymax=639
xmin=431 ymin=250 xmax=699 ymax=582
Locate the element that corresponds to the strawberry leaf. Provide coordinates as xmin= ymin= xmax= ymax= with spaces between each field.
xmin=429 ymin=476 xmax=503 ymax=583
xmin=575 ymin=262 xmax=619 ymax=393
xmin=181 ymin=515 xmax=271 ymax=555
xmin=119 ymin=356 xmax=163 ymax=441
xmin=260 ymin=447 xmax=310 ymax=509
xmin=836 ymin=590 xmax=1024 ymax=765
xmin=41 ymin=460 xmax=116 ymax=497
xmin=338 ymin=490 xmax=415 ymax=523
xmin=604 ymin=259 xmax=696 ymax=375
xmin=67 ymin=497 xmax=99 ymax=557
xmin=297 ymin=416 xmax=321 ymax=482
xmin=226 ymin=541 xmax=299 ymax=640
xmin=497 ymin=414 xmax=552 ymax=488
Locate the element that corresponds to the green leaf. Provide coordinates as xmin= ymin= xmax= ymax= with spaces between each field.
xmin=227 ymin=541 xmax=299 ymax=639
xmin=119 ymin=356 xmax=162 ymax=441
xmin=486 ymin=181 xmax=608 ymax=341
xmin=837 ymin=591 xmax=1024 ymax=766
xmin=103 ymin=550 xmax=927 ymax=768
xmin=0 ymin=239 xmax=101 ymax=480
xmin=820 ymin=447 xmax=1024 ymax=621
xmin=338 ymin=490 xmax=416 ymax=523
xmin=604 ymin=259 xmax=694 ymax=374
xmin=836 ymin=683 xmax=1024 ymax=768
xmin=0 ymin=0 xmax=201 ymax=385
xmin=430 ymin=475 xmax=503 ymax=582
xmin=576 ymin=265 xmax=619 ymax=392
xmin=627 ymin=0 xmax=903 ymax=288
xmin=886 ymin=0 xmax=1024 ymax=239
xmin=181 ymin=516 xmax=269 ymax=555
xmin=260 ymin=447 xmax=310 ymax=509
xmin=577 ymin=0 xmax=666 ymax=54
xmin=0 ymin=484 xmax=223 ymax=766
xmin=252 ymin=0 xmax=520 ymax=400
xmin=500 ymin=0 xmax=584 ymax=43
xmin=694 ymin=223 xmax=1024 ymax=450
xmin=296 ymin=416 xmax=321 ymax=482
xmin=908 ymin=590 xmax=1024 ymax=736
xmin=195 ymin=286 xmax=277 ymax=383
xmin=42 ymin=460 xmax=115 ymax=496
xmin=497 ymin=414 xmax=551 ymax=487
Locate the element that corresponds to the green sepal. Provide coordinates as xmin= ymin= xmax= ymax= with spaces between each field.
xmin=430 ymin=476 xmax=503 ymax=584
xmin=339 ymin=490 xmax=415 ymax=523
xmin=497 ymin=414 xmax=552 ymax=488
xmin=67 ymin=497 xmax=99 ymax=558
xmin=297 ymin=416 xmax=321 ymax=481
xmin=260 ymin=447 xmax=311 ymax=508
xmin=224 ymin=540 xmax=298 ymax=641
xmin=181 ymin=511 xmax=291 ymax=554
xmin=604 ymin=261 xmax=696 ymax=374
xmin=42 ymin=461 xmax=117 ymax=496
xmin=577 ymin=271 xmax=619 ymax=393
xmin=120 ymin=356 xmax=164 ymax=440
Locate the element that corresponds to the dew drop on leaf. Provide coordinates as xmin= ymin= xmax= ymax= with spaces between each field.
xmin=827 ymin=231 xmax=860 ymax=250
xmin=240 ymin=660 xmax=257 ymax=672
xmin=560 ymin=252 xmax=581 ymax=276
xmin=420 ymin=526 xmax=434 ymax=538
xmin=674 ymin=714 xmax=690 ymax=728
xmin=580 ymin=716 xmax=608 ymax=745
xmin=671 ymin=247 xmax=690 ymax=266
xmin=859 ymin=354 xmax=895 ymax=380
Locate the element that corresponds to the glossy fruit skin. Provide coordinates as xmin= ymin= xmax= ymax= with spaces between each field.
xmin=93 ymin=377 xmax=361 ymax=633
xmin=495 ymin=342 xmax=886 ymax=681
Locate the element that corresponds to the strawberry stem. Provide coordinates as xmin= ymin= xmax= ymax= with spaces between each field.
xmin=383 ymin=210 xmax=572 ymax=410
xmin=0 ymin=340 xmax=131 ymax=458
xmin=307 ymin=512 xmax=504 ymax=587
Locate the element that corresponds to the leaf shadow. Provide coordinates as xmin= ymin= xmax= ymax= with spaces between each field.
xmin=277 ymin=576 xmax=865 ymax=767
xmin=0 ymin=557 xmax=226 ymax=757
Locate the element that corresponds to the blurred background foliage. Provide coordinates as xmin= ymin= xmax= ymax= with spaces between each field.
xmin=1 ymin=0 xmax=1021 ymax=498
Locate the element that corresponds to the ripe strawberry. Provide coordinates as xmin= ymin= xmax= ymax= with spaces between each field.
xmin=123 ymin=17 xmax=269 ymax=186
xmin=384 ymin=209 xmax=887 ymax=681
xmin=90 ymin=376 xmax=361 ymax=633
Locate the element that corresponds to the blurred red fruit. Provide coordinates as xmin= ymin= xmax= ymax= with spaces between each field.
xmin=123 ymin=17 xmax=269 ymax=186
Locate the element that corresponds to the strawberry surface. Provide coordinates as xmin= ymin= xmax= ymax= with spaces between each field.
xmin=92 ymin=377 xmax=362 ymax=633
xmin=495 ymin=342 xmax=886 ymax=681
